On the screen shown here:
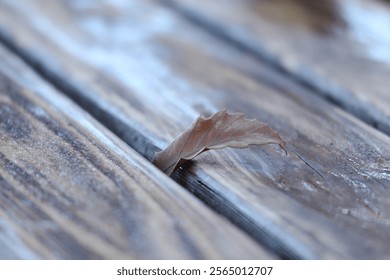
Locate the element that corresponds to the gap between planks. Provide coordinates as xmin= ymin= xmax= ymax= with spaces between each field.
xmin=159 ymin=0 xmax=390 ymax=137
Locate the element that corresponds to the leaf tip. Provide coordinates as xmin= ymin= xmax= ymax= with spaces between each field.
xmin=280 ymin=142 xmax=288 ymax=156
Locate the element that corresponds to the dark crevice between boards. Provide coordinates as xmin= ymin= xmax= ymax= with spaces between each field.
xmin=0 ymin=31 xmax=298 ymax=260
xmin=158 ymin=0 xmax=390 ymax=137
xmin=172 ymin=162 xmax=301 ymax=260
xmin=0 ymin=31 xmax=158 ymax=161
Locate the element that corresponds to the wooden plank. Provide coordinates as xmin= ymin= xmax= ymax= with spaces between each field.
xmin=163 ymin=0 xmax=390 ymax=135
xmin=0 ymin=0 xmax=389 ymax=259
xmin=0 ymin=44 xmax=271 ymax=259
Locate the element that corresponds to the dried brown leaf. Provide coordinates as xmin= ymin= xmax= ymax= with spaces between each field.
xmin=153 ymin=109 xmax=287 ymax=175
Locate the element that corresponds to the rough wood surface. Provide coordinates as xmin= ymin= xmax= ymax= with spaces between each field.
xmin=0 ymin=0 xmax=389 ymax=259
xmin=0 ymin=44 xmax=271 ymax=260
xmin=164 ymin=0 xmax=390 ymax=135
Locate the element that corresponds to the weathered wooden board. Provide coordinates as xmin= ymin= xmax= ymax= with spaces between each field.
xmin=0 ymin=0 xmax=389 ymax=259
xmin=0 ymin=44 xmax=271 ymax=259
xmin=163 ymin=0 xmax=390 ymax=135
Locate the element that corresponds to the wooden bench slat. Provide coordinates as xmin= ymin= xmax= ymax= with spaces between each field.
xmin=164 ymin=0 xmax=390 ymax=135
xmin=0 ymin=0 xmax=389 ymax=259
xmin=0 ymin=44 xmax=271 ymax=259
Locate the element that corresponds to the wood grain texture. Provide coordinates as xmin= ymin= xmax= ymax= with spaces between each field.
xmin=163 ymin=0 xmax=390 ymax=135
xmin=0 ymin=0 xmax=389 ymax=259
xmin=0 ymin=44 xmax=271 ymax=259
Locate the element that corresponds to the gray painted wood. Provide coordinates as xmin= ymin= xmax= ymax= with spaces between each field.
xmin=0 ymin=44 xmax=271 ymax=259
xmin=0 ymin=0 xmax=389 ymax=259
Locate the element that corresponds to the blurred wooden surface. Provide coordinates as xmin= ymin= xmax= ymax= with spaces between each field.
xmin=0 ymin=44 xmax=271 ymax=259
xmin=0 ymin=0 xmax=389 ymax=259
xmin=164 ymin=0 xmax=390 ymax=135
